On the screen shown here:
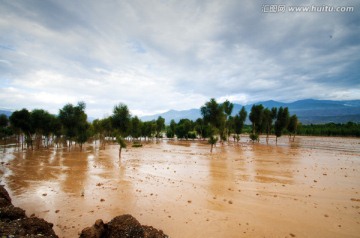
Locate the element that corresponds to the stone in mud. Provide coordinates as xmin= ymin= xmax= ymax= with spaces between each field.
xmin=106 ymin=214 xmax=144 ymax=238
xmin=80 ymin=214 xmax=168 ymax=238
xmin=0 ymin=205 xmax=26 ymax=220
xmin=0 ymin=185 xmax=12 ymax=208
xmin=80 ymin=219 xmax=106 ymax=238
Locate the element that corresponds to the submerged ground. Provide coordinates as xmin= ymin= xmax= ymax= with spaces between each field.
xmin=0 ymin=136 xmax=359 ymax=238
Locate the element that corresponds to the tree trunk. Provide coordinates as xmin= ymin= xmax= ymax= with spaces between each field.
xmin=119 ymin=147 xmax=122 ymax=158
xmin=210 ymin=144 xmax=213 ymax=153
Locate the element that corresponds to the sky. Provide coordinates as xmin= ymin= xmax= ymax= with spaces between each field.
xmin=0 ymin=0 xmax=359 ymax=118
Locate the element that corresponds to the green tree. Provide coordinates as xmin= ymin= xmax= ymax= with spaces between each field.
xmin=166 ymin=119 xmax=176 ymax=139
xmin=274 ymin=107 xmax=290 ymax=144
xmin=111 ymin=103 xmax=131 ymax=137
xmin=223 ymin=100 xmax=234 ymax=141
xmin=262 ymin=107 xmax=277 ymax=144
xmin=208 ymin=135 xmax=218 ymax=153
xmin=50 ymin=115 xmax=62 ymax=148
xmin=175 ymin=119 xmax=193 ymax=140
xmin=287 ymin=115 xmax=298 ymax=142
xmin=116 ymin=135 xmax=127 ymax=159
xmin=155 ymin=116 xmax=165 ymax=139
xmin=9 ymin=109 xmax=33 ymax=149
xmin=233 ymin=106 xmax=247 ymax=143
xmin=0 ymin=114 xmax=12 ymax=146
xmin=30 ymin=109 xmax=54 ymax=149
xmin=59 ymin=102 xmax=88 ymax=149
xmin=92 ymin=119 xmax=101 ymax=144
xmin=249 ymin=104 xmax=264 ymax=142
xmin=0 ymin=114 xmax=8 ymax=128
xmin=249 ymin=104 xmax=264 ymax=134
xmin=130 ymin=116 xmax=142 ymax=140
xmin=142 ymin=121 xmax=156 ymax=140
xmin=201 ymin=98 xmax=226 ymax=146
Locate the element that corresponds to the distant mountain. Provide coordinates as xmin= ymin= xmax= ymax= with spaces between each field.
xmin=141 ymin=109 xmax=201 ymax=123
xmin=140 ymin=99 xmax=360 ymax=125
xmin=0 ymin=110 xmax=12 ymax=118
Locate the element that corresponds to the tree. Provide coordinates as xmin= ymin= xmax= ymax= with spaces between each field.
xmin=130 ymin=116 xmax=142 ymax=140
xmin=92 ymin=119 xmax=101 ymax=144
xmin=287 ymin=115 xmax=298 ymax=142
xmin=50 ymin=115 xmax=62 ymax=148
xmin=233 ymin=106 xmax=247 ymax=143
xmin=59 ymin=102 xmax=88 ymax=149
xmin=9 ymin=109 xmax=33 ymax=149
xmin=166 ymin=119 xmax=176 ymax=139
xmin=142 ymin=121 xmax=156 ymax=140
xmin=155 ymin=116 xmax=165 ymax=139
xmin=30 ymin=109 xmax=53 ymax=149
xmin=175 ymin=119 xmax=192 ymax=140
xmin=274 ymin=107 xmax=290 ymax=144
xmin=116 ymin=135 xmax=127 ymax=159
xmin=0 ymin=114 xmax=12 ymax=146
xmin=0 ymin=114 xmax=8 ymax=128
xmin=111 ymin=103 xmax=131 ymax=137
xmin=262 ymin=107 xmax=277 ymax=144
xmin=208 ymin=136 xmax=218 ymax=153
xmin=249 ymin=104 xmax=264 ymax=134
xmin=201 ymin=98 xmax=226 ymax=144
xmin=223 ymin=100 xmax=234 ymax=141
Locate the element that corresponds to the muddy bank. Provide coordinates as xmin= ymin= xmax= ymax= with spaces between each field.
xmin=0 ymin=185 xmax=58 ymax=237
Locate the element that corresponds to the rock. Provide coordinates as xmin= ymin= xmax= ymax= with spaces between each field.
xmin=0 ymin=205 xmax=26 ymax=221
xmin=143 ymin=225 xmax=168 ymax=238
xmin=80 ymin=214 xmax=168 ymax=238
xmin=105 ymin=214 xmax=144 ymax=238
xmin=0 ymin=185 xmax=11 ymax=208
xmin=80 ymin=219 xmax=105 ymax=238
xmin=0 ymin=185 xmax=58 ymax=237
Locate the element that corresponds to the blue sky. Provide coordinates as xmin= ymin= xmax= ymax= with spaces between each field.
xmin=0 ymin=0 xmax=359 ymax=118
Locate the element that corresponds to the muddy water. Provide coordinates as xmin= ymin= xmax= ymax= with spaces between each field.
xmin=0 ymin=136 xmax=359 ymax=238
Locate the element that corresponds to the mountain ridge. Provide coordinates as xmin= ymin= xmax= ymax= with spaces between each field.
xmin=1 ymin=99 xmax=360 ymax=125
xmin=140 ymin=99 xmax=360 ymax=125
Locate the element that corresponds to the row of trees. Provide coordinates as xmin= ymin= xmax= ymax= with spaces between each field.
xmin=2 ymin=98 xmax=358 ymax=153
xmin=297 ymin=122 xmax=360 ymax=137
xmin=0 ymin=99 xmax=297 ymax=151
xmin=0 ymin=102 xmax=165 ymax=151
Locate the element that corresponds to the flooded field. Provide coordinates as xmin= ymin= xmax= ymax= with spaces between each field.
xmin=0 ymin=136 xmax=359 ymax=238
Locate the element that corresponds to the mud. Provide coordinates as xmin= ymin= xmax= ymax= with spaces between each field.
xmin=0 ymin=136 xmax=359 ymax=237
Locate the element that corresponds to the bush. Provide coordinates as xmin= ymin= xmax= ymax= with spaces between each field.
xmin=132 ymin=141 xmax=143 ymax=147
xmin=249 ymin=133 xmax=259 ymax=142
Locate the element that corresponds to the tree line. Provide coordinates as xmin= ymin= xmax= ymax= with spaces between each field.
xmin=1 ymin=98 xmax=359 ymax=152
xmin=0 ymin=102 xmax=166 ymax=152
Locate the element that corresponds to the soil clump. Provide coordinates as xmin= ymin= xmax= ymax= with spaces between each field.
xmin=80 ymin=214 xmax=168 ymax=238
xmin=0 ymin=185 xmax=58 ymax=237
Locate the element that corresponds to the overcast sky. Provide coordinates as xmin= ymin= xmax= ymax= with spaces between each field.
xmin=0 ymin=0 xmax=359 ymax=118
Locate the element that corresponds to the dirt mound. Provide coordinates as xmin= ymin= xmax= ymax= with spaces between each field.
xmin=0 ymin=185 xmax=58 ymax=237
xmin=80 ymin=214 xmax=168 ymax=238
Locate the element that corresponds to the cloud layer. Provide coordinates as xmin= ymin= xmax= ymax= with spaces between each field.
xmin=1 ymin=0 xmax=359 ymax=118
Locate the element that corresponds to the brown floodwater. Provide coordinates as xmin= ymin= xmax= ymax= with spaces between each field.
xmin=0 ymin=136 xmax=359 ymax=238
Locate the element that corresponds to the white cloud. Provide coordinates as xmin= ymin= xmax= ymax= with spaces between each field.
xmin=0 ymin=0 xmax=359 ymax=118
